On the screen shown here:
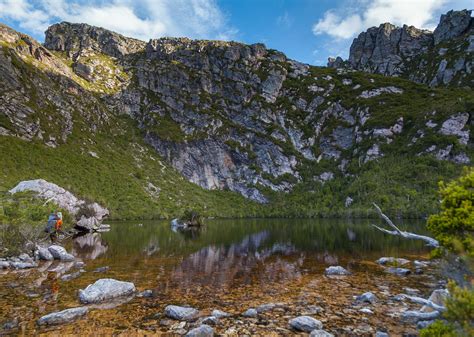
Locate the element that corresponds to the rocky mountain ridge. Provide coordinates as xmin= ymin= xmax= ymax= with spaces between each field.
xmin=328 ymin=9 xmax=473 ymax=87
xmin=0 ymin=15 xmax=472 ymax=217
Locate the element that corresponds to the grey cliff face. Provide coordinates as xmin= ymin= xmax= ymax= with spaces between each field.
xmin=434 ymin=9 xmax=473 ymax=45
xmin=44 ymin=22 xmax=146 ymax=59
xmin=332 ymin=9 xmax=473 ymax=87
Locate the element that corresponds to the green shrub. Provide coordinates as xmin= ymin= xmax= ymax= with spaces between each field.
xmin=427 ymin=167 xmax=474 ymax=256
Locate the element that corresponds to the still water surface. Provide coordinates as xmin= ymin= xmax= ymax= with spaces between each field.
xmin=1 ymin=218 xmax=436 ymax=335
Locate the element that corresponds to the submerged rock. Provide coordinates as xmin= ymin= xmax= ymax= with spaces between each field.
xmin=376 ymin=257 xmax=410 ymax=266
xmin=355 ymin=292 xmax=377 ymax=304
xmin=185 ymin=324 xmax=214 ymax=337
xmin=310 ymin=329 xmax=335 ymax=337
xmin=325 ymin=266 xmax=350 ymax=275
xmin=0 ymin=261 xmax=10 ymax=269
xmin=60 ymin=271 xmax=82 ymax=282
xmin=37 ymin=307 xmax=88 ymax=325
xmin=164 ymin=305 xmax=199 ymax=320
xmin=289 ymin=316 xmax=323 ymax=332
xmin=79 ymin=278 xmax=136 ymax=304
xmin=10 ymin=261 xmax=37 ymax=269
xmin=211 ymin=309 xmax=230 ymax=318
xmin=385 ymin=267 xmax=411 ymax=276
xmin=201 ymin=316 xmax=219 ymax=326
xmin=93 ymin=266 xmax=110 ymax=273
xmin=137 ymin=289 xmax=153 ymax=298
xmin=242 ymin=308 xmax=258 ymax=318
xmin=48 ymin=245 xmax=75 ymax=261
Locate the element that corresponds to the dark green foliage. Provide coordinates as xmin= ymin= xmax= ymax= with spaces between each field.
xmin=179 ymin=210 xmax=203 ymax=226
xmin=427 ymin=167 xmax=474 ymax=256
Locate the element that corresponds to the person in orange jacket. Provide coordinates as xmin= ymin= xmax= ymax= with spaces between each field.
xmin=55 ymin=212 xmax=63 ymax=232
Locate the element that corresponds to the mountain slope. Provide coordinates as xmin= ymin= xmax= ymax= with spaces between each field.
xmin=0 ymin=19 xmax=472 ymax=219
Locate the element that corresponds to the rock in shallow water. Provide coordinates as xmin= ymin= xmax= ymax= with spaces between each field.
xmin=356 ymin=292 xmax=377 ymax=304
xmin=48 ymin=245 xmax=75 ymax=261
xmin=37 ymin=307 xmax=88 ymax=325
xmin=310 ymin=329 xmax=334 ymax=337
xmin=385 ymin=267 xmax=411 ymax=276
xmin=289 ymin=316 xmax=323 ymax=332
xmin=164 ymin=305 xmax=199 ymax=320
xmin=376 ymin=257 xmax=410 ymax=266
xmin=211 ymin=309 xmax=230 ymax=318
xmin=79 ymin=278 xmax=136 ymax=304
xmin=242 ymin=308 xmax=258 ymax=318
xmin=325 ymin=266 xmax=350 ymax=275
xmin=37 ymin=246 xmax=54 ymax=261
xmin=185 ymin=324 xmax=214 ymax=337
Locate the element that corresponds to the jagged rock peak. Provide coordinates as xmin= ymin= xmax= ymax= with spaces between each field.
xmin=44 ymin=22 xmax=146 ymax=58
xmin=145 ymin=37 xmax=269 ymax=61
xmin=434 ymin=9 xmax=473 ymax=44
xmin=347 ymin=22 xmax=432 ymax=74
xmin=329 ymin=9 xmax=473 ymax=87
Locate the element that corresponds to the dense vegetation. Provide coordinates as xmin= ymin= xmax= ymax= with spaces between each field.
xmin=421 ymin=168 xmax=474 ymax=337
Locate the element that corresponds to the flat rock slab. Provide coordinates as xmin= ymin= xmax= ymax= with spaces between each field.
xmin=165 ymin=305 xmax=199 ymax=320
xmin=79 ymin=278 xmax=136 ymax=304
xmin=310 ymin=330 xmax=335 ymax=337
xmin=289 ymin=316 xmax=323 ymax=332
xmin=186 ymin=324 xmax=214 ymax=337
xmin=48 ymin=245 xmax=75 ymax=261
xmin=211 ymin=309 xmax=230 ymax=318
xmin=376 ymin=257 xmax=410 ymax=266
xmin=325 ymin=266 xmax=350 ymax=275
xmin=37 ymin=307 xmax=88 ymax=325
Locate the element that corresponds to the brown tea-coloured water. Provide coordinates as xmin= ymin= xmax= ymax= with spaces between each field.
xmin=0 ymin=218 xmax=438 ymax=335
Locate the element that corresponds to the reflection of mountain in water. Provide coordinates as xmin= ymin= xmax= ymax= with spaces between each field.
xmin=72 ymin=233 xmax=108 ymax=260
xmin=167 ymin=231 xmax=305 ymax=289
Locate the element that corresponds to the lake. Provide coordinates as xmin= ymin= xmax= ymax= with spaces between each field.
xmin=0 ymin=218 xmax=439 ymax=335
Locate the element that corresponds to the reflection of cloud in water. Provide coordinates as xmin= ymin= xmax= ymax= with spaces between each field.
xmin=167 ymin=231 xmax=304 ymax=288
xmin=72 ymin=233 xmax=108 ymax=260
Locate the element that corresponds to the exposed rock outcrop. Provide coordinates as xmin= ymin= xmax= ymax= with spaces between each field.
xmin=329 ymin=9 xmax=473 ymax=87
xmin=9 ymin=179 xmax=108 ymax=230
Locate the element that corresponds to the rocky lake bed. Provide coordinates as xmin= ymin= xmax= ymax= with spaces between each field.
xmin=0 ymin=219 xmax=448 ymax=336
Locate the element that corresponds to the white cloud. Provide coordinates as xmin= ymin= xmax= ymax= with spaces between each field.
xmin=312 ymin=0 xmax=466 ymax=40
xmin=0 ymin=0 xmax=237 ymax=41
xmin=277 ymin=11 xmax=293 ymax=28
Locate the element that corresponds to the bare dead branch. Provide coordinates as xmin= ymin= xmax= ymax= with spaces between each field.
xmin=372 ymin=203 xmax=439 ymax=247
xmin=400 ymin=294 xmax=446 ymax=312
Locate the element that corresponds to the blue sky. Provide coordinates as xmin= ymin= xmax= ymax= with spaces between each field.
xmin=0 ymin=0 xmax=471 ymax=65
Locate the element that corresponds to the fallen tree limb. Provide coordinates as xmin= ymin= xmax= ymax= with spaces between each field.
xmin=402 ymin=310 xmax=440 ymax=322
xmin=400 ymin=294 xmax=446 ymax=312
xmin=372 ymin=203 xmax=439 ymax=247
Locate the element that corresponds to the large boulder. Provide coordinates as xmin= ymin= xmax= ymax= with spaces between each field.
xmin=289 ymin=316 xmax=323 ymax=332
xmin=164 ymin=305 xmax=199 ymax=320
xmin=78 ymin=278 xmax=136 ymax=304
xmin=48 ymin=245 xmax=75 ymax=261
xmin=37 ymin=246 xmax=54 ymax=261
xmin=9 ymin=179 xmax=109 ymax=228
xmin=37 ymin=307 xmax=88 ymax=325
